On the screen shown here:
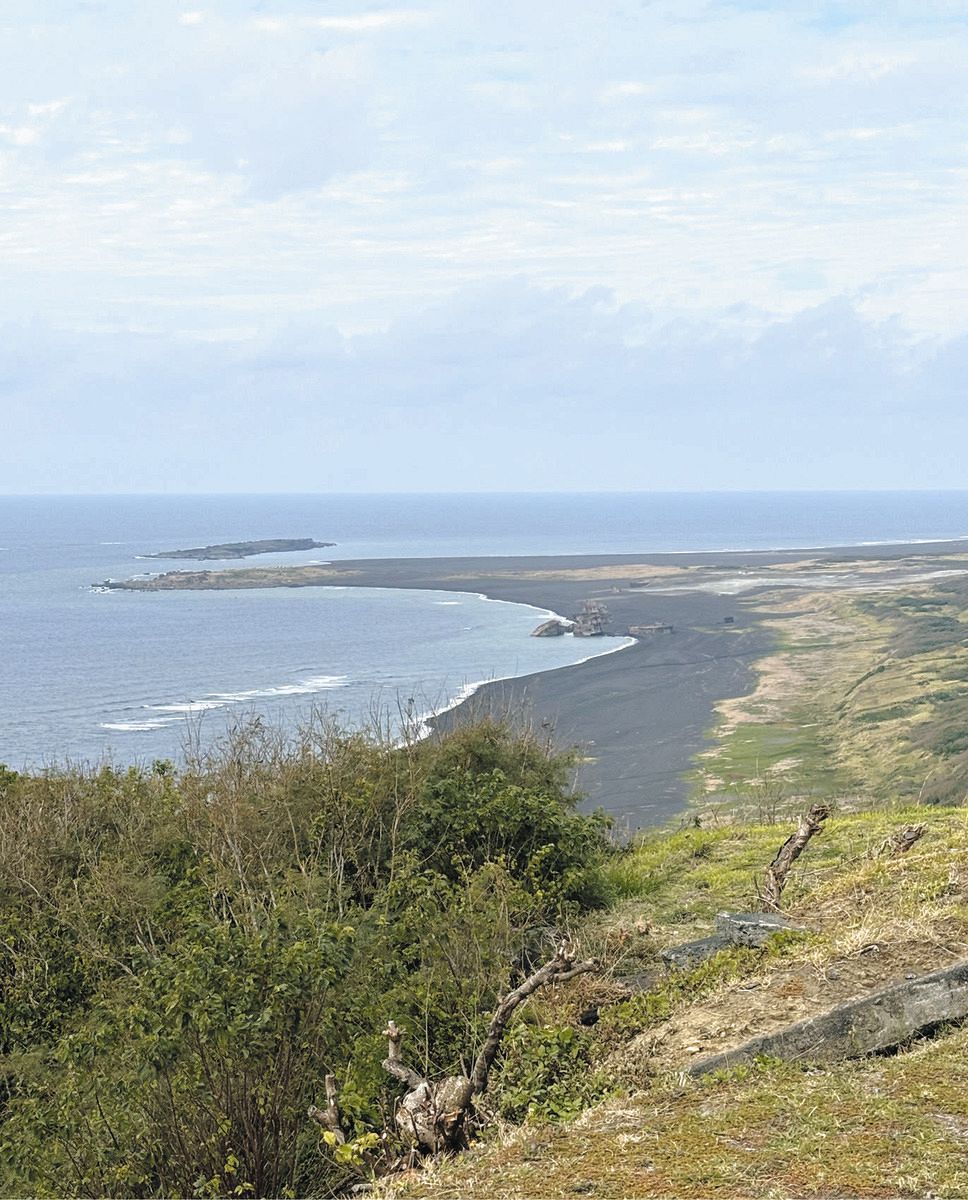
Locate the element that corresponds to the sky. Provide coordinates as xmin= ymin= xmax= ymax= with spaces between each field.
xmin=2 ymin=0 xmax=968 ymax=493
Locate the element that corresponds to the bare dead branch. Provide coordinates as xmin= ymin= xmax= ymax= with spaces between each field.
xmin=308 ymin=1074 xmax=345 ymax=1145
xmin=467 ymin=945 xmax=597 ymax=1098
xmin=381 ymin=1021 xmax=425 ymax=1091
xmin=377 ymin=946 xmax=598 ymax=1156
xmin=760 ymin=803 xmax=830 ymax=910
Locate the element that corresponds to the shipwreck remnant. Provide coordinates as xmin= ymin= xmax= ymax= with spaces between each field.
xmin=531 ymin=618 xmax=569 ymax=637
xmin=572 ymin=600 xmax=609 ymax=637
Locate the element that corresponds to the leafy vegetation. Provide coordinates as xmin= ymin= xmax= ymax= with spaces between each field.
xmin=5 ymin=575 xmax=968 ymax=1199
xmin=0 ymin=719 xmax=612 ymax=1199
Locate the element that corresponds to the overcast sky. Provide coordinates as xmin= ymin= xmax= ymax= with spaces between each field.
xmin=3 ymin=0 xmax=968 ymax=493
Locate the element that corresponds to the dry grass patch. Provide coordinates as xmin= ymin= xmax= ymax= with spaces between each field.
xmin=388 ymin=1026 xmax=968 ymax=1199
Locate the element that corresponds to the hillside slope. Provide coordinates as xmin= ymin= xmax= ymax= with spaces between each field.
xmin=388 ymin=805 xmax=968 ymax=1199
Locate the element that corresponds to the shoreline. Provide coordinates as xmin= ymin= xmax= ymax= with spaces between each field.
xmin=98 ymin=537 xmax=968 ymax=590
xmin=96 ymin=540 xmax=968 ymax=828
xmin=415 ymin=629 xmax=637 ymax=740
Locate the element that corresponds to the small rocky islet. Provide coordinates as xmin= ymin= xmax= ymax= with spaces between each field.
xmin=141 ymin=537 xmax=335 ymax=561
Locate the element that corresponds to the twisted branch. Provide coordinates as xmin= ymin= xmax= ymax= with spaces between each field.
xmin=381 ymin=1021 xmax=425 ymax=1090
xmin=467 ymin=944 xmax=597 ymax=1098
xmin=760 ymin=804 xmax=830 ymax=910
xmin=376 ymin=944 xmax=598 ymax=1154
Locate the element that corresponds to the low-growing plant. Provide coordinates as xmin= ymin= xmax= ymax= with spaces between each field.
xmin=489 ymin=1022 xmax=614 ymax=1123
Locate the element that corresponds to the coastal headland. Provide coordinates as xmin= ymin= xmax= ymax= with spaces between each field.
xmin=100 ymin=541 xmax=968 ymax=826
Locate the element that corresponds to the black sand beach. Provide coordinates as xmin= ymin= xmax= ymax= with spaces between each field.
xmin=433 ymin=592 xmax=770 ymax=830
xmin=262 ymin=542 xmax=968 ymax=826
xmin=106 ymin=540 xmax=968 ymax=827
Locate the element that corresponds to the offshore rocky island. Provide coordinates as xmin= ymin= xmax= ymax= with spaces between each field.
xmin=142 ymin=537 xmax=334 ymax=560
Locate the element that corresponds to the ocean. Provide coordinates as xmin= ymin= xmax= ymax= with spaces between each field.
xmin=3 ymin=491 xmax=968 ymax=768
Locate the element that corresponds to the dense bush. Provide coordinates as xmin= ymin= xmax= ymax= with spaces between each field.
xmin=0 ymin=718 xmax=611 ymax=1198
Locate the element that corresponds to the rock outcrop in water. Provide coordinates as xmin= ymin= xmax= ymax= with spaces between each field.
xmin=143 ymin=538 xmax=334 ymax=560
xmin=531 ymin=619 xmax=570 ymax=637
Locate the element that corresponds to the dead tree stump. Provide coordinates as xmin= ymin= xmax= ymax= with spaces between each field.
xmin=308 ymin=1075 xmax=346 ymax=1145
xmin=882 ymin=823 xmax=926 ymax=856
xmin=381 ymin=945 xmax=596 ymax=1154
xmin=760 ymin=803 xmax=830 ymax=910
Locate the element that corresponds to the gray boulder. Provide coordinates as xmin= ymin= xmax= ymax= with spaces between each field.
xmin=661 ymin=911 xmax=807 ymax=972
xmin=715 ymin=911 xmax=807 ymax=947
xmin=661 ymin=935 xmax=734 ymax=970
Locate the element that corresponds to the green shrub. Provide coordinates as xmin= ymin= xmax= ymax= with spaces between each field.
xmin=934 ymin=727 xmax=968 ymax=758
xmin=0 ymin=719 xmax=610 ymax=1198
xmin=490 ymin=1022 xmax=613 ymax=1123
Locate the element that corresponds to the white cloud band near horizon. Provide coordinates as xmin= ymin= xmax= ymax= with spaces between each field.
xmin=3 ymin=283 xmax=967 ymax=493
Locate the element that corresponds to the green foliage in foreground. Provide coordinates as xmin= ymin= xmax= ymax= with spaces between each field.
xmin=0 ymin=720 xmax=612 ymax=1199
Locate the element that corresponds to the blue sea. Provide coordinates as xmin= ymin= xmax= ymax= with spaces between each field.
xmin=3 ymin=491 xmax=968 ymax=769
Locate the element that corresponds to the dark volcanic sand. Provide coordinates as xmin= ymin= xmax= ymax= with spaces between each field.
xmin=435 ymin=594 xmax=769 ymax=831
xmin=306 ymin=542 xmax=968 ymax=827
xmin=113 ymin=541 xmax=968 ymax=829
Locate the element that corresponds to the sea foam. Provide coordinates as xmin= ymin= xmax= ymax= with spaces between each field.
xmin=100 ymin=675 xmax=351 ymax=734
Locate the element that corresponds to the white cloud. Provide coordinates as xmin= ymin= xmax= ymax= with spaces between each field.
xmin=798 ymin=50 xmax=919 ymax=83
xmin=26 ymin=99 xmax=69 ymax=117
xmin=4 ymin=287 xmax=967 ymax=492
xmin=650 ymin=132 xmax=753 ymax=156
xmin=252 ymin=11 xmax=429 ymax=35
xmin=599 ymin=81 xmax=655 ymax=102
xmin=581 ymin=140 xmax=629 ymax=153
xmin=311 ymin=11 xmax=430 ymax=31
xmin=0 ymin=124 xmax=39 ymax=146
xmin=1 ymin=0 xmax=967 ymax=362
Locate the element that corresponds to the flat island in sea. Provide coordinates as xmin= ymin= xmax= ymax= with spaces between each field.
xmin=98 ymin=540 xmax=968 ymax=826
xmin=142 ymin=537 xmax=334 ymax=560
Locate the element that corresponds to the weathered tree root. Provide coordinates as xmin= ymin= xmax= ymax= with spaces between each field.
xmin=387 ymin=944 xmax=597 ymax=1154
xmin=760 ymin=803 xmax=830 ymax=910
xmin=311 ymin=945 xmax=597 ymax=1159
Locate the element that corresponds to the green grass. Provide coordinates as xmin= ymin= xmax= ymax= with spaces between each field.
xmin=695 ymin=580 xmax=968 ymax=811
xmin=384 ymin=577 xmax=968 ymax=1199
xmin=610 ymin=803 xmax=968 ymax=926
